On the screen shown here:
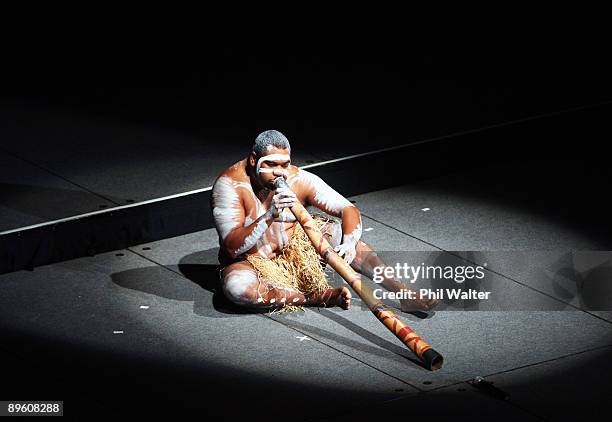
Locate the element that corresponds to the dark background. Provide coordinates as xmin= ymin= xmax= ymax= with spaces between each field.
xmin=3 ymin=42 xmax=612 ymax=142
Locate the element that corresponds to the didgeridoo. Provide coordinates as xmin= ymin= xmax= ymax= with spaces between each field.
xmin=276 ymin=178 xmax=443 ymax=371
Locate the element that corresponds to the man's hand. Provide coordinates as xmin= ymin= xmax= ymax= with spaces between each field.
xmin=265 ymin=178 xmax=298 ymax=222
xmin=334 ymin=234 xmax=358 ymax=265
xmin=272 ymin=186 xmax=298 ymax=220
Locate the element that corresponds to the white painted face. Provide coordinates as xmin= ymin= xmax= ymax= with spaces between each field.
xmin=254 ymin=152 xmax=291 ymax=190
xmin=256 ymin=154 xmax=291 ymax=175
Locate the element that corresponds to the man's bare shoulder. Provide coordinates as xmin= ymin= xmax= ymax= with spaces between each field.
xmin=286 ymin=164 xmax=304 ymax=186
xmin=287 ymin=164 xmax=300 ymax=177
xmin=212 ymin=160 xmax=251 ymax=201
xmin=217 ymin=159 xmax=249 ymax=182
xmin=288 ymin=166 xmax=318 ymax=184
xmin=288 ymin=165 xmax=317 ymax=197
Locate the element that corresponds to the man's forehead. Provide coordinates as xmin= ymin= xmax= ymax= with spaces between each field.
xmin=259 ymin=150 xmax=291 ymax=163
xmin=255 ymin=151 xmax=291 ymax=174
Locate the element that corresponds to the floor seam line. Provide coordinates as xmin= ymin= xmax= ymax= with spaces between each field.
xmin=0 ymin=145 xmax=120 ymax=205
xmin=463 ymin=343 xmax=612 ymax=381
xmin=360 ymin=212 xmax=612 ymax=326
xmin=263 ymin=313 xmax=424 ymax=392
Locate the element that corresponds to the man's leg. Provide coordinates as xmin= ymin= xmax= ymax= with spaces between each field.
xmin=318 ymin=220 xmax=437 ymax=312
xmin=221 ymin=260 xmax=351 ymax=310
xmin=349 ymin=240 xmax=438 ymax=312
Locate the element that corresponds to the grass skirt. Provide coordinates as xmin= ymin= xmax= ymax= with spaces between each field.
xmin=246 ymin=215 xmax=337 ymax=311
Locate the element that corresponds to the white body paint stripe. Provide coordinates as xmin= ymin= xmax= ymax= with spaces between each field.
xmin=297 ymin=169 xmax=353 ymax=215
xmin=211 ymin=176 xmax=242 ymax=240
xmin=258 ymin=168 xmax=288 ymax=175
xmin=235 ymin=217 xmax=269 ymax=256
xmin=347 ymin=219 xmax=362 ymax=242
xmin=223 ymin=269 xmax=258 ymax=302
xmin=256 ymin=154 xmax=291 ymax=174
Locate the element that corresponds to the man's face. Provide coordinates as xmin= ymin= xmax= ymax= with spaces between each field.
xmin=250 ymin=146 xmax=291 ymax=190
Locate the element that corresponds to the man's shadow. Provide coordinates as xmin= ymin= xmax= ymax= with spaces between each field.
xmin=111 ymin=247 xmax=262 ymax=318
xmin=110 ymin=247 xmax=437 ymax=368
xmin=177 ymin=251 xmax=273 ymax=316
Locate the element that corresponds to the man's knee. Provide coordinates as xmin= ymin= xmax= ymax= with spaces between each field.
xmin=222 ymin=269 xmax=259 ymax=305
xmin=325 ymin=221 xmax=343 ymax=248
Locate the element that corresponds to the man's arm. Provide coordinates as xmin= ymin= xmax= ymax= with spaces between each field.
xmin=212 ymin=175 xmax=295 ymax=258
xmin=298 ymin=169 xmax=363 ymax=263
xmin=212 ymin=176 xmax=269 ymax=258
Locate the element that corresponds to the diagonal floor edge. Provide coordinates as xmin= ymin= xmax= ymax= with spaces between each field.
xmin=359 ymin=213 xmax=612 ymax=326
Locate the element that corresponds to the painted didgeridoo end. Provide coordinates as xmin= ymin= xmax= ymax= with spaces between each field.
xmin=422 ymin=349 xmax=444 ymax=371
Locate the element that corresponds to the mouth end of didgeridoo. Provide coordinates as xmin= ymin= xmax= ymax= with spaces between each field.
xmin=422 ymin=349 xmax=444 ymax=371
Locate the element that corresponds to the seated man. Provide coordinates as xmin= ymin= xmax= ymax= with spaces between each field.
xmin=212 ymin=129 xmax=437 ymax=312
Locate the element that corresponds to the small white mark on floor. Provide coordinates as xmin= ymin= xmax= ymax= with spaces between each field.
xmin=140 ymin=305 xmax=149 ymax=309
xmin=421 ymin=208 xmax=431 ymax=211
xmin=113 ymin=330 xmax=124 ymax=334
xmin=296 ymin=335 xmax=311 ymax=341
xmin=364 ymin=227 xmax=374 ymax=232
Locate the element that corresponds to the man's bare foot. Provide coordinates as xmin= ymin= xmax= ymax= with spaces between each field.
xmin=311 ymin=287 xmax=352 ymax=310
xmin=399 ymin=288 xmax=438 ymax=313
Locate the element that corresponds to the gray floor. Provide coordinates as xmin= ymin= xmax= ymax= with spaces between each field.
xmin=1 ymin=165 xmax=611 ymax=420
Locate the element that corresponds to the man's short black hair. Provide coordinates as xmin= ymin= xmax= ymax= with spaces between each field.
xmin=252 ymin=130 xmax=291 ymax=156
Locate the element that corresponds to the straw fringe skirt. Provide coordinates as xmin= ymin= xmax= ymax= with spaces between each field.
xmin=246 ymin=215 xmax=338 ymax=311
